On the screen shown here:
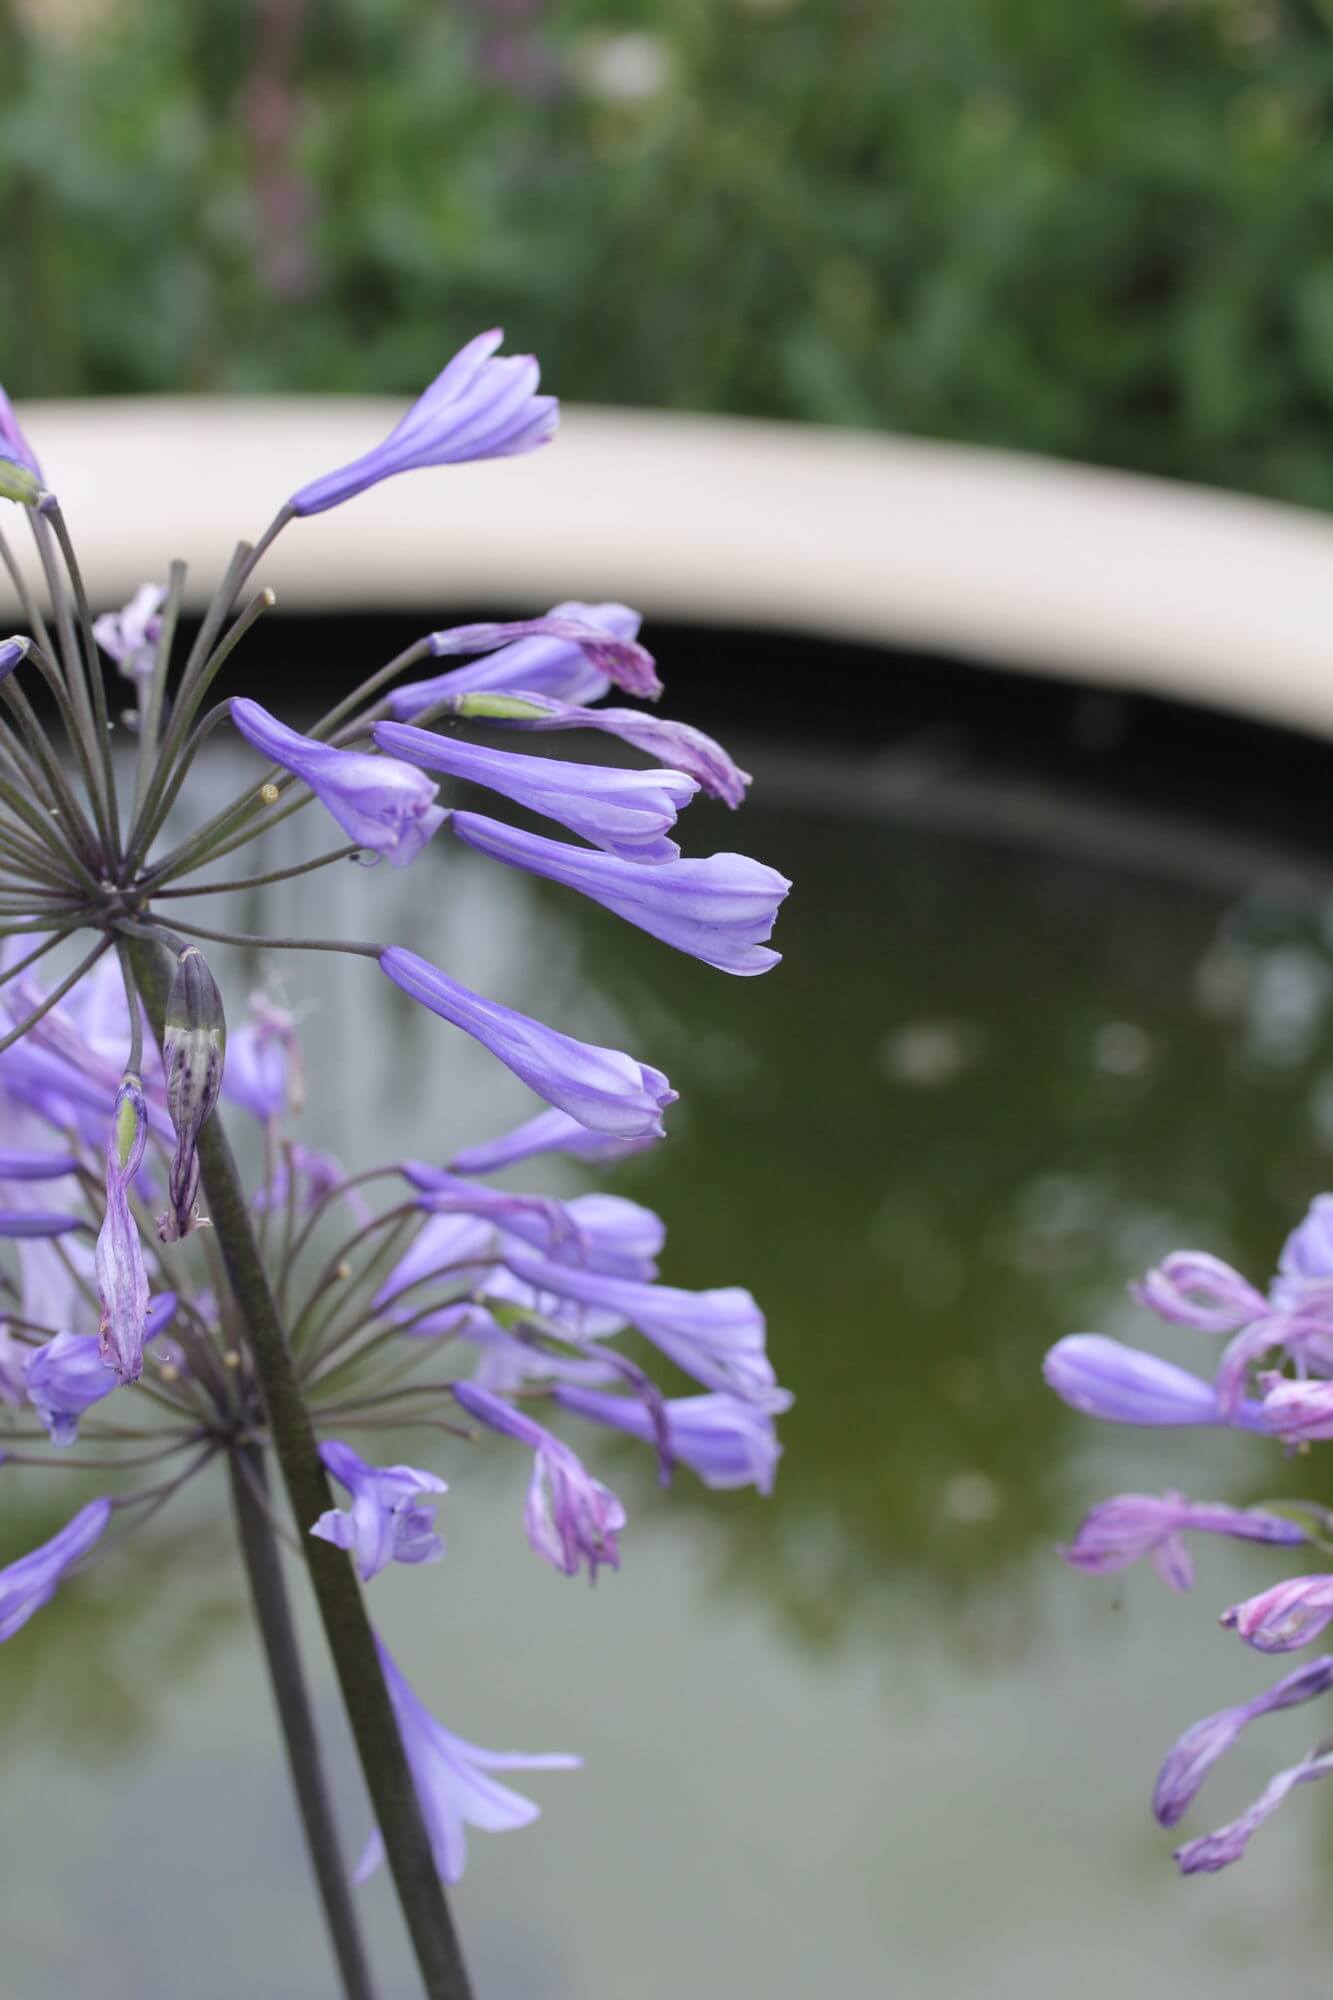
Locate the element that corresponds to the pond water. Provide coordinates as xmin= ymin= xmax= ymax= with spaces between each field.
xmin=5 ymin=730 xmax=1333 ymax=1997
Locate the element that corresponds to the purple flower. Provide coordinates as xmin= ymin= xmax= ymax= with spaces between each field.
xmin=1132 ymin=1251 xmax=1269 ymax=1334
xmin=24 ymin=1333 xmax=119 ymax=1446
xmin=449 ymin=813 xmax=789 ymax=975
xmin=375 ymin=1211 xmax=497 ymax=1315
xmin=0 ymin=385 xmax=41 ymax=482
xmin=1153 ymin=1655 xmax=1333 ymax=1827
xmin=553 ymin=1384 xmax=792 ymax=1494
xmin=421 ymin=612 xmax=660 ymax=700
xmin=0 ymin=1209 xmax=87 ymax=1238
xmin=380 ymin=948 xmax=676 ymax=1138
xmin=92 ymin=583 xmax=165 ymax=685
xmin=0 ymin=1149 xmax=79 ymax=1181
xmin=1042 ymin=1335 xmax=1268 ymax=1429
xmin=1260 ymin=1376 xmax=1333 ymax=1442
xmin=374 ymin=723 xmax=697 ymax=863
xmin=470 ymin=692 xmax=752 ymax=808
xmin=310 ymin=1440 xmax=446 ymax=1582
xmin=454 ymin=1380 xmax=625 ymax=1579
xmin=449 ymin=1106 xmax=661 ymax=1176
xmin=1271 ymin=1194 xmax=1333 ymax=1315
xmin=223 ymin=993 xmax=302 ymax=1122
xmin=357 ymin=1638 xmax=580 ymax=1885
xmin=1058 ymin=1490 xmax=1305 ymax=1593
xmin=403 ymin=1165 xmax=663 ymax=1278
xmin=95 ymin=1075 xmax=151 ymax=1384
xmin=289 ymin=330 xmax=557 ymax=516
xmin=1175 ymin=1747 xmax=1333 ymax=1874
xmin=388 ymin=601 xmax=641 ymax=716
xmin=1223 ymin=1574 xmax=1333 ymax=1653
xmin=0 ymin=1497 xmax=111 ymax=1642
xmin=230 ymin=699 xmax=445 ymax=867
xmin=0 ymin=1328 xmax=26 ymax=1406
xmin=500 ymin=1248 xmax=776 ymax=1401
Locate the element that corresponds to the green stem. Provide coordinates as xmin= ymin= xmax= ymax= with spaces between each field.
xmin=227 ymin=1445 xmax=379 ymax=2000
xmin=127 ymin=936 xmax=473 ymax=2000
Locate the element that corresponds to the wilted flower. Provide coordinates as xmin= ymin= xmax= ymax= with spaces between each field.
xmin=1057 ymin=1490 xmax=1304 ymax=1592
xmin=454 ymin=1381 xmax=625 ymax=1579
xmin=1153 ymin=1656 xmax=1333 ymax=1827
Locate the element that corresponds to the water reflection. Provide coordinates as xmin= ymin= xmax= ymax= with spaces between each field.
xmin=7 ymin=750 xmax=1333 ymax=1994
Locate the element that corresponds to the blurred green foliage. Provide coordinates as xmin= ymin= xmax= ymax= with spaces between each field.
xmin=6 ymin=0 xmax=1333 ymax=500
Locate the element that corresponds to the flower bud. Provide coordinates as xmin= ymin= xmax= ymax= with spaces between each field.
xmin=0 ymin=458 xmax=40 ymax=508
xmin=158 ymin=947 xmax=226 ymax=1243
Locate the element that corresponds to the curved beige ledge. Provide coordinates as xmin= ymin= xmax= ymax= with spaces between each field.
xmin=4 ymin=395 xmax=1333 ymax=738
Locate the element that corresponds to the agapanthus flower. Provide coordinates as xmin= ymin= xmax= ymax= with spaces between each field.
xmin=420 ymin=611 xmax=660 ymax=700
xmin=1042 ymin=1334 xmax=1268 ymax=1429
xmin=1222 ymin=1573 xmax=1333 ymax=1653
xmin=310 ymin=1440 xmax=447 ymax=1583
xmin=380 ymin=948 xmax=676 ymax=1137
xmin=1057 ymin=1489 xmax=1304 ymax=1592
xmin=1259 ymin=1375 xmax=1333 ymax=1442
xmin=465 ymin=690 xmax=752 ymax=808
xmin=288 ymin=329 xmax=557 ymax=515
xmin=388 ymin=600 xmax=641 ymax=716
xmin=374 ymin=723 xmax=698 ymax=864
xmin=1175 ymin=1748 xmax=1333 ymax=1874
xmin=1132 ymin=1251 xmax=1270 ymax=1334
xmin=93 ymin=582 xmax=165 ymax=686
xmin=0 ymin=1497 xmax=111 ymax=1642
xmin=448 ymin=1105 xmax=661 ymax=1175
xmin=224 ymin=992 xmax=303 ymax=1122
xmin=25 ymin=1332 xmax=120 ymax=1446
xmin=499 ymin=1248 xmax=776 ymax=1401
xmin=358 ymin=1639 xmax=580 ymax=1885
xmin=230 ymin=699 xmax=445 ymax=867
xmin=0 ymin=1148 xmax=79 ymax=1180
xmin=453 ymin=1381 xmax=626 ymax=1579
xmin=553 ymin=1384 xmax=791 ymax=1493
xmin=1153 ymin=1655 xmax=1333 ymax=1827
xmin=94 ymin=1075 xmax=151 ymax=1384
xmin=0 ymin=1208 xmax=88 ymax=1239
xmin=449 ymin=813 xmax=789 ymax=974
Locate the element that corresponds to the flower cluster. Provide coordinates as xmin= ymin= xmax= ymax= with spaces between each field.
xmin=1045 ymin=1194 xmax=1333 ymax=1872
xmin=0 ymin=335 xmax=791 ymax=1901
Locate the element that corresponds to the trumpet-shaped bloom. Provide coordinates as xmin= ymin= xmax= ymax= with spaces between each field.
xmin=422 ymin=612 xmax=660 ymax=700
xmin=357 ymin=1638 xmax=580 ymax=1885
xmin=1153 ymin=1655 xmax=1333 ymax=1827
xmin=450 ymin=813 xmax=789 ymax=975
xmin=289 ymin=330 xmax=557 ymax=515
xmin=403 ymin=1165 xmax=663 ymax=1278
xmin=1222 ymin=1573 xmax=1333 ymax=1653
xmin=25 ymin=1333 xmax=119 ymax=1446
xmin=0 ymin=1497 xmax=111 ymax=1642
xmin=449 ymin=1106 xmax=661 ymax=1176
xmin=553 ymin=1384 xmax=792 ymax=1494
xmin=1057 ymin=1489 xmax=1304 ymax=1593
xmin=310 ymin=1440 xmax=446 ymax=1582
xmin=388 ymin=601 xmax=641 ymax=716
xmin=230 ymin=700 xmax=445 ymax=867
xmin=380 ymin=948 xmax=676 ymax=1138
xmin=501 ymin=1248 xmax=775 ymax=1402
xmin=92 ymin=583 xmax=165 ymax=686
xmin=1132 ymin=1251 xmax=1270 ymax=1334
xmin=95 ymin=1075 xmax=151 ymax=1384
xmin=374 ymin=723 xmax=697 ymax=863
xmin=454 ymin=1381 xmax=625 ymax=1579
xmin=471 ymin=691 xmax=752 ymax=808
xmin=1175 ymin=1748 xmax=1333 ymax=1874
xmin=1042 ymin=1335 xmax=1267 ymax=1430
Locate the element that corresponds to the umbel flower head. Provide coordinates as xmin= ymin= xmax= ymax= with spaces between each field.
xmin=0 ymin=340 xmax=792 ymax=1928
xmin=1045 ymin=1194 xmax=1333 ymax=1875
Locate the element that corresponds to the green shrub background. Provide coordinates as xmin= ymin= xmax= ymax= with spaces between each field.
xmin=7 ymin=0 xmax=1333 ymax=504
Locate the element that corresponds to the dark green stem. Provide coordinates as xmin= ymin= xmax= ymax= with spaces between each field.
xmin=127 ymin=936 xmax=472 ymax=2000
xmin=227 ymin=1445 xmax=379 ymax=2000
